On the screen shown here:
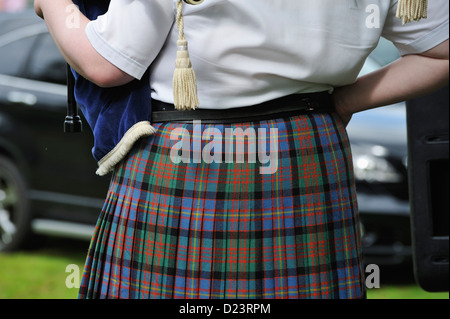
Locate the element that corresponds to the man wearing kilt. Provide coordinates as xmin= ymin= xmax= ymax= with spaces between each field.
xmin=34 ymin=0 xmax=449 ymax=299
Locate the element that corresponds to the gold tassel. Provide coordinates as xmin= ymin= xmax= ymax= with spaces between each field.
xmin=396 ymin=0 xmax=428 ymax=24
xmin=173 ymin=0 xmax=203 ymax=110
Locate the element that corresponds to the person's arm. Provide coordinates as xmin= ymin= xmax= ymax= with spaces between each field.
xmin=333 ymin=39 xmax=449 ymax=125
xmin=34 ymin=0 xmax=134 ymax=87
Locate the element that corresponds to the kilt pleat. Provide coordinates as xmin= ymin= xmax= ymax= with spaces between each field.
xmin=79 ymin=113 xmax=365 ymax=299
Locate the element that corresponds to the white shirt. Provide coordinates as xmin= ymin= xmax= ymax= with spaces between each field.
xmin=86 ymin=0 xmax=449 ymax=109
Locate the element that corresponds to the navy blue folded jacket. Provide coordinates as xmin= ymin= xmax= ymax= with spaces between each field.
xmin=71 ymin=0 xmax=155 ymax=176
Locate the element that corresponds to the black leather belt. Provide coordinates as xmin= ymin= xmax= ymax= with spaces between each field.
xmin=151 ymin=92 xmax=335 ymax=124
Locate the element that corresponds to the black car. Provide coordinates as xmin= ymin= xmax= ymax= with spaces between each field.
xmin=0 ymin=10 xmax=412 ymax=266
xmin=348 ymin=104 xmax=411 ymax=266
xmin=0 ymin=10 xmax=109 ymax=250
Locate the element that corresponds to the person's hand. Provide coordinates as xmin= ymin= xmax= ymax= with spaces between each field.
xmin=332 ymin=89 xmax=353 ymax=127
xmin=335 ymin=109 xmax=352 ymax=127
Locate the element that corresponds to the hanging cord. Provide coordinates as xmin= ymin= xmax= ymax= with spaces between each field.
xmin=396 ymin=0 xmax=428 ymax=24
xmin=173 ymin=0 xmax=203 ymax=110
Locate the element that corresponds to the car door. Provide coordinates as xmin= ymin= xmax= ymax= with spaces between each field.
xmin=0 ymin=24 xmax=109 ymax=227
xmin=23 ymin=33 xmax=107 ymax=199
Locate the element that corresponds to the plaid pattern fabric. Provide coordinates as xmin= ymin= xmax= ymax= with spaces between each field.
xmin=79 ymin=113 xmax=365 ymax=299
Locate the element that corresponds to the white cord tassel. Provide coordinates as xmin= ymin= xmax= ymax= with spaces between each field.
xmin=173 ymin=0 xmax=201 ymax=110
xmin=396 ymin=0 xmax=428 ymax=24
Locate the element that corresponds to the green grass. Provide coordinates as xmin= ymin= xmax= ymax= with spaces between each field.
xmin=367 ymin=285 xmax=448 ymax=299
xmin=365 ymin=265 xmax=449 ymax=299
xmin=0 ymin=237 xmax=448 ymax=299
xmin=0 ymin=238 xmax=88 ymax=299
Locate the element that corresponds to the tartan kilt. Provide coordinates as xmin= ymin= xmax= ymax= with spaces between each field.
xmin=78 ymin=112 xmax=365 ymax=299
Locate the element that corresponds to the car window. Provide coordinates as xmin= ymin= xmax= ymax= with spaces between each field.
xmin=0 ymin=15 xmax=43 ymax=36
xmin=26 ymin=33 xmax=67 ymax=85
xmin=0 ymin=35 xmax=35 ymax=76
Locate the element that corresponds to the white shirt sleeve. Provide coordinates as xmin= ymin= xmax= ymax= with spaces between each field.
xmin=382 ymin=0 xmax=449 ymax=55
xmin=85 ymin=0 xmax=175 ymax=80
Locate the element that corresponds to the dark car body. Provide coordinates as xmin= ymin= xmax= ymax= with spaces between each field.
xmin=348 ymin=105 xmax=411 ymax=266
xmin=0 ymin=11 xmax=412 ymax=266
xmin=0 ymin=11 xmax=109 ymax=249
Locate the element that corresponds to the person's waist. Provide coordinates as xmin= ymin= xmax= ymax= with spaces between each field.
xmin=151 ymin=92 xmax=335 ymax=124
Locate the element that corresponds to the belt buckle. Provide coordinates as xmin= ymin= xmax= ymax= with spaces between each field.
xmin=300 ymin=98 xmax=318 ymax=111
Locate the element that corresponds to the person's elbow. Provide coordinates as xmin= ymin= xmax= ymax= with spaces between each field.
xmin=81 ymin=60 xmax=135 ymax=88
xmin=415 ymin=39 xmax=449 ymax=86
xmin=86 ymin=66 xmax=134 ymax=88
